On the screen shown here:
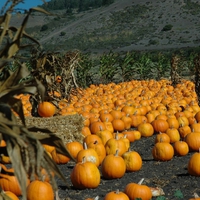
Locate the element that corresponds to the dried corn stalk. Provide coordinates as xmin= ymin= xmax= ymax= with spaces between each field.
xmin=30 ymin=49 xmax=81 ymax=108
xmin=170 ymin=55 xmax=181 ymax=87
xmin=194 ymin=53 xmax=200 ymax=106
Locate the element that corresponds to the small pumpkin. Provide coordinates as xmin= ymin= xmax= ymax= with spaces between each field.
xmin=0 ymin=164 xmax=30 ymax=196
xmin=4 ymin=191 xmax=19 ymax=200
xmin=87 ymin=140 xmax=106 ymax=165
xmin=151 ymin=119 xmax=169 ymax=133
xmin=137 ymin=122 xmax=154 ymax=137
xmin=27 ymin=180 xmax=54 ymax=200
xmin=105 ymin=133 xmax=127 ymax=156
xmin=154 ymin=132 xmax=170 ymax=143
xmin=55 ymin=75 xmax=62 ymax=83
xmin=122 ymin=148 xmax=142 ymax=172
xmin=152 ymin=141 xmax=174 ymax=161
xmin=185 ymin=132 xmax=200 ymax=151
xmin=51 ymin=149 xmax=70 ymax=164
xmin=104 ymin=189 xmax=129 ymax=200
xmin=124 ymin=178 xmax=152 ymax=200
xmin=70 ymin=157 xmax=100 ymax=189
xmin=66 ymin=141 xmax=83 ymax=160
xmin=101 ymin=150 xmax=126 ymax=179
xmin=173 ymin=140 xmax=189 ymax=156
xmin=77 ymin=142 xmax=100 ymax=167
xmin=188 ymin=151 xmax=200 ymax=176
xmin=37 ymin=102 xmax=56 ymax=117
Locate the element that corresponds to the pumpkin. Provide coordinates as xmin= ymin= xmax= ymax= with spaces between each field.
xmin=152 ymin=141 xmax=174 ymax=161
xmin=122 ymin=130 xmax=135 ymax=142
xmin=104 ymin=189 xmax=129 ymax=200
xmin=81 ymin=126 xmax=91 ymax=136
xmin=83 ymin=134 xmax=103 ymax=146
xmin=0 ymin=164 xmax=30 ymax=196
xmin=121 ymin=115 xmax=132 ymax=130
xmin=77 ymin=142 xmax=100 ymax=167
xmin=27 ymin=180 xmax=54 ymax=200
xmin=95 ymin=129 xmax=113 ymax=146
xmin=137 ymin=122 xmax=154 ymax=137
xmin=66 ymin=141 xmax=83 ymax=160
xmin=178 ymin=125 xmax=191 ymax=139
xmin=185 ymin=132 xmax=200 ymax=151
xmin=55 ymin=75 xmax=62 ymax=83
xmin=132 ymin=130 xmax=141 ymax=140
xmin=70 ymin=157 xmax=100 ymax=189
xmin=4 ymin=191 xmax=19 ymax=200
xmin=51 ymin=149 xmax=70 ymax=164
xmin=173 ymin=140 xmax=189 ymax=156
xmin=87 ymin=140 xmax=106 ymax=165
xmin=90 ymin=121 xmax=106 ymax=134
xmin=112 ymin=119 xmax=125 ymax=132
xmin=122 ymin=149 xmax=142 ymax=172
xmin=154 ymin=132 xmax=170 ymax=143
xmin=37 ymin=102 xmax=56 ymax=117
xmin=124 ymin=178 xmax=152 ymax=200
xmin=188 ymin=151 xmax=200 ymax=176
xmin=101 ymin=150 xmax=126 ymax=179
xmin=166 ymin=128 xmax=180 ymax=143
xmin=105 ymin=133 xmax=127 ymax=156
xmin=151 ymin=119 xmax=169 ymax=133
xmin=42 ymin=144 xmax=55 ymax=153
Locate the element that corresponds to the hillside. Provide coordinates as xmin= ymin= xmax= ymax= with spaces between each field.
xmin=11 ymin=0 xmax=200 ymax=54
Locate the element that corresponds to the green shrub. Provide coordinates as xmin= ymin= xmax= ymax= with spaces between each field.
xmin=162 ymin=24 xmax=173 ymax=31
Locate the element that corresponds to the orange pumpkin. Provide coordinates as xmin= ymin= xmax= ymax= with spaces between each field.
xmin=27 ymin=180 xmax=54 ymax=200
xmin=122 ymin=149 xmax=142 ymax=172
xmin=77 ymin=142 xmax=100 ymax=167
xmin=152 ymin=141 xmax=174 ymax=161
xmin=4 ymin=191 xmax=19 ymax=200
xmin=137 ymin=122 xmax=154 ymax=137
xmin=101 ymin=150 xmax=126 ymax=179
xmin=173 ymin=141 xmax=189 ymax=156
xmin=38 ymin=102 xmax=56 ymax=117
xmin=0 ymin=164 xmax=30 ymax=196
xmin=188 ymin=151 xmax=200 ymax=176
xmin=66 ymin=141 xmax=83 ymax=160
xmin=104 ymin=189 xmax=129 ymax=200
xmin=124 ymin=178 xmax=152 ymax=200
xmin=70 ymin=157 xmax=100 ymax=189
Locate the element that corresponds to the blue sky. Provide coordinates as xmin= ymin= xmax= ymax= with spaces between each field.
xmin=0 ymin=0 xmax=50 ymax=11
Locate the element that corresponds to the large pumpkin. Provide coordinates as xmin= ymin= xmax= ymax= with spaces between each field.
xmin=124 ymin=178 xmax=152 ymax=200
xmin=0 ymin=164 xmax=30 ymax=196
xmin=122 ymin=149 xmax=142 ymax=172
xmin=37 ymin=102 xmax=56 ymax=117
xmin=26 ymin=180 xmax=54 ymax=200
xmin=104 ymin=189 xmax=129 ymax=200
xmin=101 ymin=150 xmax=126 ymax=179
xmin=152 ymin=141 xmax=174 ymax=161
xmin=185 ymin=132 xmax=200 ymax=151
xmin=70 ymin=157 xmax=100 ymax=189
xmin=188 ymin=152 xmax=200 ymax=176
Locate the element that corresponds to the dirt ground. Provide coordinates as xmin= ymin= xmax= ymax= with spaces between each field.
xmin=55 ymin=134 xmax=200 ymax=200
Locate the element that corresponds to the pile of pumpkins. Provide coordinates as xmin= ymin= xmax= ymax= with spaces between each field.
xmin=2 ymin=78 xmax=200 ymax=200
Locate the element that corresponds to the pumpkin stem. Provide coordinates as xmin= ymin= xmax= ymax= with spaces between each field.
xmin=115 ymin=189 xmax=120 ymax=194
xmin=55 ymin=190 xmax=60 ymax=200
xmin=114 ymin=149 xmax=119 ymax=157
xmin=83 ymin=142 xmax=88 ymax=150
xmin=194 ymin=192 xmax=199 ymax=198
xmin=94 ymin=196 xmax=99 ymax=200
xmin=138 ymin=178 xmax=145 ymax=185
xmin=82 ymin=156 xmax=87 ymax=163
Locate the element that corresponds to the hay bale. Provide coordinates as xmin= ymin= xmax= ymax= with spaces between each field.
xmin=19 ymin=114 xmax=84 ymax=143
